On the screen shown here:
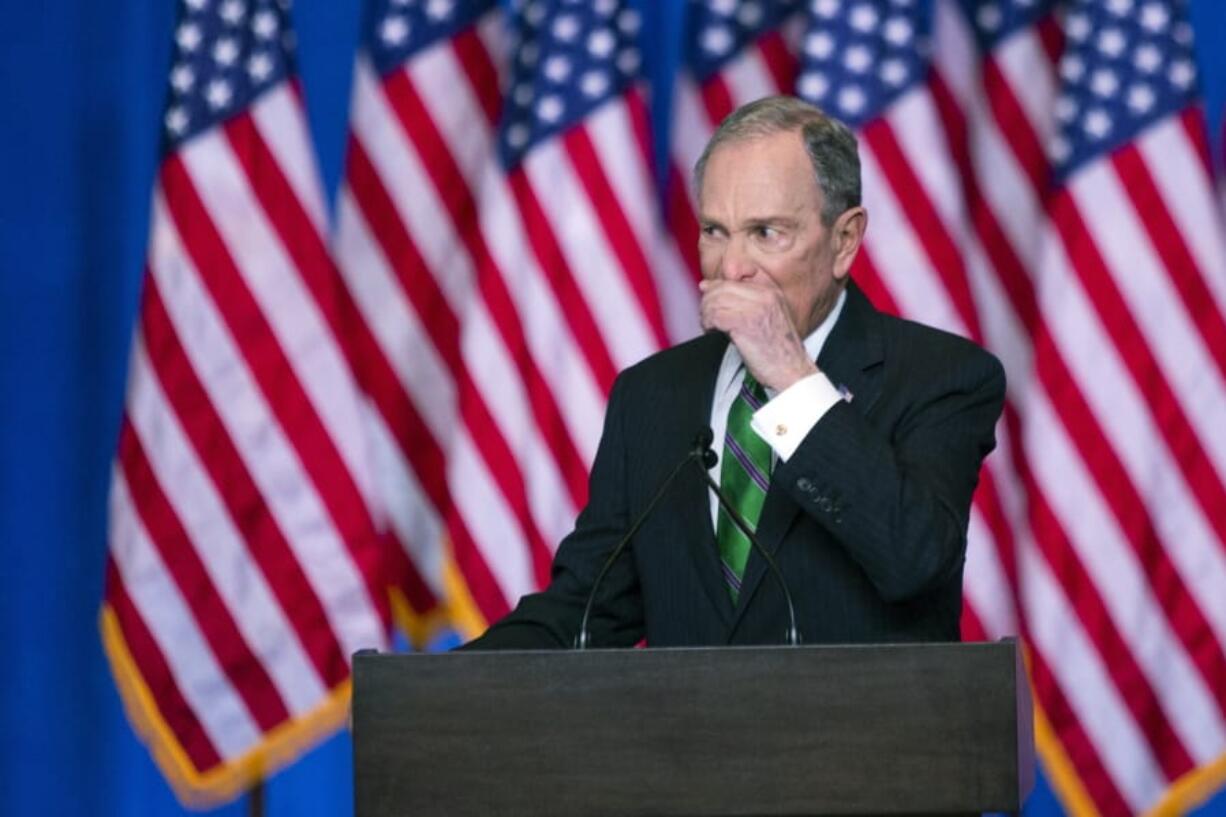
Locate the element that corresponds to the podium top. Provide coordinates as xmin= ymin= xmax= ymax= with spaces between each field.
xmin=354 ymin=640 xmax=1034 ymax=817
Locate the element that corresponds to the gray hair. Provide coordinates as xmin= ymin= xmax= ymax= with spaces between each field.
xmin=692 ymin=95 xmax=861 ymax=226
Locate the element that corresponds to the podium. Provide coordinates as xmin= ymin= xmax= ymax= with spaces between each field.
xmin=352 ymin=640 xmax=1034 ymax=816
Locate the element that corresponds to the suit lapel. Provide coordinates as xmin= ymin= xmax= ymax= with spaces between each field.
xmin=728 ymin=282 xmax=886 ymax=634
xmin=673 ymin=332 xmax=737 ymax=625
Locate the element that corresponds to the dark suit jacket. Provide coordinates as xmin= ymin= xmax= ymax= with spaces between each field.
xmin=466 ymin=282 xmax=1006 ymax=649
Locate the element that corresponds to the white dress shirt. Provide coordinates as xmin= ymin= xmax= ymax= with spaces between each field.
xmin=707 ymin=288 xmax=848 ymax=529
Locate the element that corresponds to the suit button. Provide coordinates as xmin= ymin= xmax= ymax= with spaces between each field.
xmin=797 ymin=477 xmax=815 ymax=493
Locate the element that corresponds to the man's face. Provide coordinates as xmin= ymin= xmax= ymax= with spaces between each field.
xmin=697 ymin=130 xmax=855 ymax=337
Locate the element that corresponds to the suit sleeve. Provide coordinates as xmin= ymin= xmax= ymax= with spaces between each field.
xmin=775 ymin=348 xmax=1006 ymax=604
xmin=460 ymin=374 xmax=645 ymax=650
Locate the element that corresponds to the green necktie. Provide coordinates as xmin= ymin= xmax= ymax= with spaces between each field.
xmin=716 ymin=371 xmax=772 ymax=602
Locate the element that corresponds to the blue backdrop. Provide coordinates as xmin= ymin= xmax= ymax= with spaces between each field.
xmin=2 ymin=2 xmax=1225 ymax=815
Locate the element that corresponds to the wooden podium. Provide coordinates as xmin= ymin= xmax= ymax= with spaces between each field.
xmin=352 ymin=640 xmax=1034 ymax=816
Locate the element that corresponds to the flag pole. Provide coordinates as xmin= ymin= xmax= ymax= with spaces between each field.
xmin=247 ymin=777 xmax=265 ymax=817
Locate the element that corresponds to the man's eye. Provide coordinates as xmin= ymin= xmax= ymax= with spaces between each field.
xmin=700 ymin=225 xmax=723 ymax=238
xmin=753 ymin=226 xmax=780 ymax=240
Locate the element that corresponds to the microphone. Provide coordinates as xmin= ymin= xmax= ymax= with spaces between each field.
xmin=693 ymin=428 xmax=802 ymax=646
xmin=574 ymin=431 xmax=713 ymax=650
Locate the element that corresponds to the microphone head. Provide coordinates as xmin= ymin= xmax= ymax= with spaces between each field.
xmin=693 ymin=428 xmax=717 ymax=468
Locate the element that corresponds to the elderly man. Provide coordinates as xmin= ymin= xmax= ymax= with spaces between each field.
xmin=466 ymin=95 xmax=1005 ymax=649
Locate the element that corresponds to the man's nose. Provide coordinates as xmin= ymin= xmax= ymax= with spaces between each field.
xmin=721 ymin=236 xmax=755 ymax=281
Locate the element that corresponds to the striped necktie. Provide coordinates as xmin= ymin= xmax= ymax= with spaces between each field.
xmin=716 ymin=371 xmax=772 ymax=602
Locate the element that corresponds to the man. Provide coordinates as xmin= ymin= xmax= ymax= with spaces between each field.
xmin=466 ymin=95 xmax=1005 ymax=649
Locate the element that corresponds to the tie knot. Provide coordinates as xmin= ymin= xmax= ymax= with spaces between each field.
xmin=741 ymin=370 xmax=767 ymax=404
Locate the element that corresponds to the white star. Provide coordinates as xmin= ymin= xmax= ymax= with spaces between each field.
xmin=797 ymin=70 xmax=829 ymax=100
xmin=165 ymin=106 xmax=189 ymax=135
xmin=213 ymin=37 xmax=239 ymax=67
xmin=849 ymin=4 xmax=879 ymax=33
xmin=580 ymin=70 xmax=610 ymax=98
xmin=1140 ymin=2 xmax=1169 ymax=33
xmin=1169 ymin=59 xmax=1195 ymax=89
xmin=281 ymin=29 xmax=296 ymax=52
xmin=617 ymin=48 xmax=640 ymax=74
xmin=737 ymin=2 xmax=763 ymax=28
xmin=1173 ymin=22 xmax=1193 ymax=46
xmin=843 ymin=44 xmax=871 ymax=74
xmin=1105 ymin=0 xmax=1133 ymax=15
xmin=804 ymin=30 xmax=834 ymax=59
xmin=700 ymin=24 xmax=733 ymax=55
xmin=1090 ymin=68 xmax=1119 ymax=98
xmin=513 ymin=83 xmax=534 ymax=106
xmin=552 ymin=14 xmax=580 ymax=42
xmin=252 ymin=10 xmax=278 ymax=39
xmin=519 ymin=41 xmax=540 ymax=67
xmin=544 ymin=55 xmax=572 ymax=83
xmin=880 ymin=58 xmax=908 ymax=86
xmin=708 ymin=0 xmax=737 ymax=16
xmin=977 ymin=3 xmax=1002 ymax=32
xmin=1060 ymin=54 xmax=1085 ymax=82
xmin=206 ymin=78 xmax=233 ymax=110
xmin=1134 ymin=43 xmax=1162 ymax=73
xmin=882 ymin=17 xmax=912 ymax=46
xmin=618 ymin=8 xmax=641 ymax=35
xmin=838 ymin=85 xmax=866 ymax=115
xmin=811 ymin=0 xmax=840 ymax=20
xmin=1083 ymin=108 xmax=1112 ymax=139
xmin=594 ymin=0 xmax=617 ymax=16
xmin=536 ymin=94 xmax=564 ymax=124
xmin=1054 ymin=94 xmax=1078 ymax=123
xmin=588 ymin=28 xmax=616 ymax=59
xmin=247 ymin=52 xmax=273 ymax=82
xmin=1096 ymin=28 xmax=1126 ymax=58
xmin=176 ymin=22 xmax=202 ymax=52
xmin=1049 ymin=135 xmax=1071 ymax=163
xmin=1126 ymin=83 xmax=1155 ymax=113
xmin=220 ymin=0 xmax=245 ymax=25
xmin=524 ymin=1 xmax=547 ymax=28
xmin=425 ymin=0 xmax=454 ymax=21
xmin=506 ymin=123 xmax=530 ymax=149
xmin=1064 ymin=12 xmax=1090 ymax=42
xmin=170 ymin=64 xmax=195 ymax=93
xmin=380 ymin=16 xmax=410 ymax=46
xmin=184 ymin=0 xmax=208 ymax=10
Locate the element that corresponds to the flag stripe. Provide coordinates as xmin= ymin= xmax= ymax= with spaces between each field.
xmin=122 ymin=337 xmax=326 ymax=716
xmin=161 ymin=155 xmax=390 ymax=631
xmin=110 ymin=473 xmax=262 ymax=760
xmin=118 ymin=418 xmax=290 ymax=732
xmin=106 ymin=559 xmax=223 ymax=771
xmin=136 ymin=268 xmax=348 ymax=689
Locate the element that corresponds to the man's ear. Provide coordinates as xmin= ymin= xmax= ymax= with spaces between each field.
xmin=831 ymin=206 xmax=868 ymax=282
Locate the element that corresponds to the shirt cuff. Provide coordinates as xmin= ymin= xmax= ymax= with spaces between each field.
xmin=750 ymin=372 xmax=844 ymax=461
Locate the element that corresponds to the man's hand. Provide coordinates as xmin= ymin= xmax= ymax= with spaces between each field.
xmin=699 ymin=278 xmax=819 ymax=392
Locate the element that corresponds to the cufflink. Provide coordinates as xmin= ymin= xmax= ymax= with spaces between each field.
xmin=775 ymin=423 xmax=788 ymax=437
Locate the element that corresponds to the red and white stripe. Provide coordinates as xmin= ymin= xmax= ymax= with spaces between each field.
xmin=333 ymin=8 xmax=698 ymax=627
xmin=106 ymin=81 xmax=391 ymax=795
xmin=666 ymin=5 xmax=1226 ymax=814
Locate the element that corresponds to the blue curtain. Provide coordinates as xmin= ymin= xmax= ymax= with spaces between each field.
xmin=1 ymin=2 xmax=1224 ymax=815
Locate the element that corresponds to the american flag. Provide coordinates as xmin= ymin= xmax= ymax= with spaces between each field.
xmin=672 ymin=0 xmax=1226 ymax=814
xmin=102 ymin=0 xmax=391 ymax=804
xmin=332 ymin=0 xmax=697 ymax=638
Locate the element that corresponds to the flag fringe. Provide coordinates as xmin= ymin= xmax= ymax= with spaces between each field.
xmin=1032 ymin=665 xmax=1226 ymax=817
xmin=100 ymin=606 xmax=352 ymax=809
xmin=385 ymin=535 xmax=489 ymax=648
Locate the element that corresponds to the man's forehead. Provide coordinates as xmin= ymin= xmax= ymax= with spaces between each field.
xmin=700 ymin=130 xmax=823 ymax=211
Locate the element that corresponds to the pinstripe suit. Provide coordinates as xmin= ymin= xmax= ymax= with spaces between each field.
xmin=467 ymin=282 xmax=1005 ymax=649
